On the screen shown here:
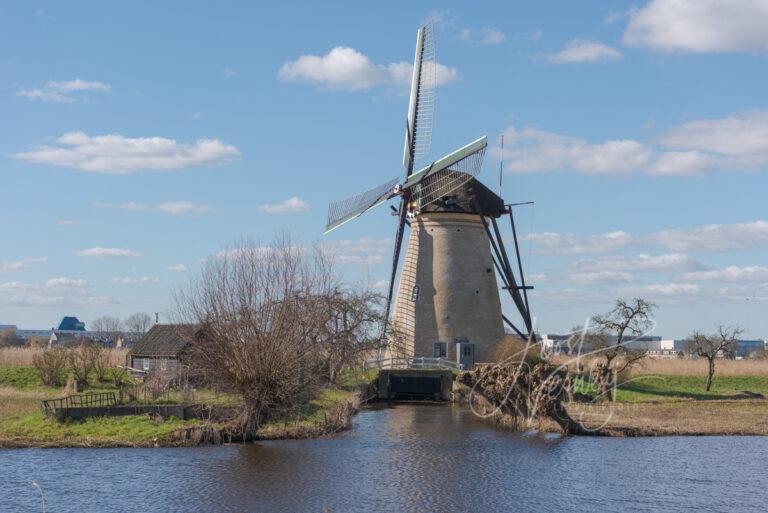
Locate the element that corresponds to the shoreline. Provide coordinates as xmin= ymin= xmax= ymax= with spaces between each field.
xmin=452 ymin=381 xmax=768 ymax=437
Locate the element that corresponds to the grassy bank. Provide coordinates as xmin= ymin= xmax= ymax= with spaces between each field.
xmin=566 ymin=400 xmax=768 ymax=436
xmin=572 ymin=373 xmax=768 ymax=402
xmin=0 ymin=366 xmax=359 ymax=448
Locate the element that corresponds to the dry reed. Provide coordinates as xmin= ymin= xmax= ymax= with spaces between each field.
xmin=0 ymin=347 xmax=128 ymax=367
xmin=551 ymin=354 xmax=768 ymax=376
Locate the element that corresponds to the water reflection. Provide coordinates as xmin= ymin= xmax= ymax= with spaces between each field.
xmin=1 ymin=403 xmax=767 ymax=513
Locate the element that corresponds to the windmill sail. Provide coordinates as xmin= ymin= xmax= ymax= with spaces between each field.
xmin=324 ymin=177 xmax=399 ymax=233
xmin=402 ymin=22 xmax=436 ymax=174
xmin=411 ymin=144 xmax=486 ymax=211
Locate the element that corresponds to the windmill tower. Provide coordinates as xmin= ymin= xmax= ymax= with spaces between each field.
xmin=324 ymin=23 xmax=533 ymax=368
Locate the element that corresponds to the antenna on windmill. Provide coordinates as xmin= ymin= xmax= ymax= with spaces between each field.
xmin=498 ymin=134 xmax=504 ymax=197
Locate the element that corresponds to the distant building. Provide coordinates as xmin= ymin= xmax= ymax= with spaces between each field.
xmin=128 ymin=324 xmax=193 ymax=376
xmin=58 ymin=316 xmax=86 ymax=331
xmin=734 ymin=339 xmax=766 ymax=359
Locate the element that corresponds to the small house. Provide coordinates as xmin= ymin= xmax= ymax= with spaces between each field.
xmin=128 ymin=324 xmax=192 ymax=376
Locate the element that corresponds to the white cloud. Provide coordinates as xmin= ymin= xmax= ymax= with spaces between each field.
xmin=76 ymin=247 xmax=142 ymax=258
xmin=651 ymin=220 xmax=768 ymax=252
xmin=0 ymin=278 xmax=111 ymax=307
xmin=14 ymin=132 xmax=240 ymax=174
xmin=499 ymin=127 xmax=653 ymax=175
xmin=526 ymin=220 xmax=768 ymax=256
xmin=621 ymin=282 xmax=701 ymax=298
xmin=682 ymin=265 xmax=768 ymax=282
xmin=546 ymin=39 xmax=623 ymax=64
xmin=530 ymin=221 xmax=768 ymax=256
xmin=16 ymin=89 xmax=73 ymax=103
xmin=499 ymin=110 xmax=768 ymax=176
xmin=278 ymin=47 xmax=459 ymax=91
xmin=46 ymin=277 xmax=90 ymax=288
xmin=96 ymin=201 xmax=210 ymax=216
xmin=572 ymin=253 xmax=707 ymax=273
xmin=623 ymin=0 xmax=768 ymax=53
xmin=656 ymin=111 xmax=768 ymax=158
xmin=167 ymin=264 xmax=188 ymax=272
xmin=47 ymin=79 xmax=111 ymax=92
xmin=0 ymin=256 xmax=48 ymax=273
xmin=458 ymin=27 xmax=506 ymax=46
xmin=57 ymin=219 xmax=79 ymax=227
xmin=111 ymin=276 xmax=160 ymax=284
xmin=568 ymin=271 xmax=636 ymax=285
xmin=527 ymin=230 xmax=636 ymax=254
xmin=322 ymin=238 xmax=392 ymax=266
xmin=17 ymin=78 xmax=111 ymax=103
xmin=257 ymin=197 xmax=310 ymax=215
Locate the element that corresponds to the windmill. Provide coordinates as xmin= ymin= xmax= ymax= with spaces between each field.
xmin=324 ymin=23 xmax=533 ymax=368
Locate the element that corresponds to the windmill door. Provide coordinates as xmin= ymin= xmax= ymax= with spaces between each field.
xmin=456 ymin=342 xmax=475 ymax=369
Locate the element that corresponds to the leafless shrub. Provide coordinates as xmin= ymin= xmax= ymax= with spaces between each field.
xmin=112 ymin=365 xmax=130 ymax=387
xmin=32 ymin=348 xmax=68 ymax=387
xmin=67 ymin=340 xmax=98 ymax=390
xmin=90 ymin=345 xmax=111 ymax=383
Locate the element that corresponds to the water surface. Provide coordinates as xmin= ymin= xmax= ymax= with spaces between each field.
xmin=2 ymin=403 xmax=767 ymax=512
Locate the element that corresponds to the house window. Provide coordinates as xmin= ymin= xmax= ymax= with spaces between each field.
xmin=142 ymin=359 xmax=150 ymax=371
xmin=411 ymin=285 xmax=420 ymax=301
xmin=433 ymin=342 xmax=446 ymax=358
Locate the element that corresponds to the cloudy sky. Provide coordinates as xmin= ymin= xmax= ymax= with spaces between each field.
xmin=1 ymin=1 xmax=767 ymax=338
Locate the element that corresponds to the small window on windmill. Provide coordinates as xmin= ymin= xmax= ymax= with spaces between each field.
xmin=411 ymin=285 xmax=420 ymax=302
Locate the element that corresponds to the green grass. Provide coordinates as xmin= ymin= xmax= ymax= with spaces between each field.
xmin=337 ymin=368 xmax=379 ymax=389
xmin=572 ymin=373 xmax=768 ymax=403
xmin=0 ymin=411 xmax=198 ymax=446
xmin=260 ymin=389 xmax=353 ymax=430
xmin=0 ymin=366 xmax=43 ymax=388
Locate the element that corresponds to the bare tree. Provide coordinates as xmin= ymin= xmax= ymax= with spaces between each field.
xmin=685 ymin=326 xmax=741 ymax=392
xmin=124 ymin=312 xmax=153 ymax=333
xmin=317 ymin=288 xmax=386 ymax=385
xmin=175 ymin=236 xmax=339 ymax=438
xmin=585 ymin=298 xmax=656 ymax=401
xmin=90 ymin=316 xmax=123 ymax=334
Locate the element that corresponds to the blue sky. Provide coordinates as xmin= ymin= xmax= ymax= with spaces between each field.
xmin=1 ymin=0 xmax=767 ymax=339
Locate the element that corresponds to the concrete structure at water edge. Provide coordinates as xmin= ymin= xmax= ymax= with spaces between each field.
xmin=391 ymin=212 xmax=505 ymax=367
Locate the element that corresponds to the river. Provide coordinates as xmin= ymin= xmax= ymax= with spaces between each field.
xmin=2 ymin=403 xmax=767 ymax=513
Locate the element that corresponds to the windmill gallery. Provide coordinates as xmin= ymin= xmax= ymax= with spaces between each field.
xmin=325 ymin=23 xmax=533 ymax=372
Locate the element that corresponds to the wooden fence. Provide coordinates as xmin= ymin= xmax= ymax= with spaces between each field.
xmin=40 ymin=391 xmax=118 ymax=418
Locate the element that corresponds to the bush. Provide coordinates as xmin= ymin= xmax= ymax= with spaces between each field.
xmin=32 ymin=348 xmax=68 ymax=387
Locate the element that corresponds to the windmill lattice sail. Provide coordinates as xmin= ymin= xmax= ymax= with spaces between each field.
xmin=325 ymin=177 xmax=400 ymax=233
xmin=411 ymin=145 xmax=486 ymax=211
xmin=403 ymin=22 xmax=436 ymax=172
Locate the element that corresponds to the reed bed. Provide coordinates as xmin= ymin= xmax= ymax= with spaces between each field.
xmin=633 ymin=358 xmax=768 ymax=376
xmin=0 ymin=347 xmax=128 ymax=367
xmin=551 ymin=354 xmax=768 ymax=376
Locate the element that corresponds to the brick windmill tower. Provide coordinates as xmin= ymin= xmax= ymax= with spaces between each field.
xmin=324 ymin=23 xmax=533 ymax=368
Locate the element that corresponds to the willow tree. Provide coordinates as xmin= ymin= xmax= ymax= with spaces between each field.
xmin=176 ymin=236 xmax=346 ymax=437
